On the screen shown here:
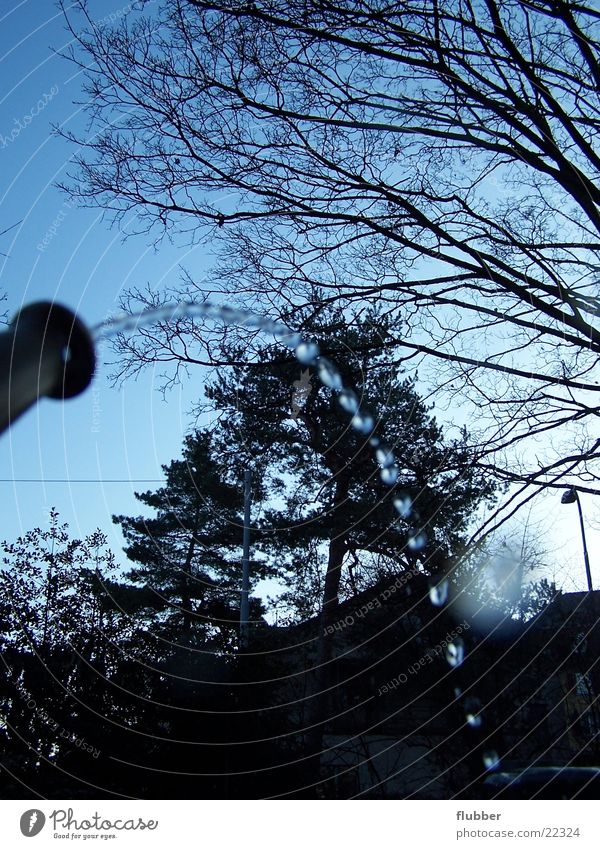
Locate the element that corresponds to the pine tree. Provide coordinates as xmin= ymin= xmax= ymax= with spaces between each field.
xmin=201 ymin=306 xmax=496 ymax=767
xmin=113 ymin=430 xmax=273 ymax=650
xmin=204 ymin=307 xmax=496 ymax=625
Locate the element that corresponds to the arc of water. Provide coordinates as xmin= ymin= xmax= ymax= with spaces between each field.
xmin=93 ymin=299 xmax=421 ymax=527
xmin=94 ymin=298 xmax=499 ymax=774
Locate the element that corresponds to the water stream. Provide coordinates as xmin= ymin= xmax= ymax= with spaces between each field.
xmin=93 ymin=299 xmax=499 ymax=774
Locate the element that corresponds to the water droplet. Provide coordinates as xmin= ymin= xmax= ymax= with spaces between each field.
xmin=376 ymin=446 xmax=395 ymax=467
xmin=454 ymin=687 xmax=462 ymax=698
xmin=276 ymin=330 xmax=303 ymax=349
xmin=235 ymin=312 xmax=263 ymax=330
xmin=429 ymin=578 xmax=449 ymax=607
xmin=295 ymin=341 xmax=320 ymax=365
xmin=260 ymin=317 xmax=285 ymax=333
xmin=219 ymin=306 xmax=246 ymax=325
xmin=121 ymin=318 xmax=137 ymax=333
xmin=369 ymin=436 xmax=380 ymax=447
xmin=445 ymin=638 xmax=464 ymax=668
xmin=407 ymin=531 xmax=427 ymax=551
xmin=393 ymin=494 xmax=412 ymax=519
xmin=464 ymin=697 xmax=483 ymax=728
xmin=338 ymin=388 xmax=359 ymax=414
xmin=316 ymin=357 xmax=343 ymax=391
xmin=195 ymin=301 xmax=215 ymax=319
xmin=351 ymin=411 xmax=375 ymax=434
xmin=380 ymin=465 xmax=399 ymax=486
xmin=200 ymin=302 xmax=213 ymax=316
xmin=169 ymin=303 xmax=188 ymax=321
xmin=483 ymin=750 xmax=501 ymax=770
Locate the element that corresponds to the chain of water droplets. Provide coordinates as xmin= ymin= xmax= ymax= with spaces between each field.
xmin=94 ymin=299 xmax=500 ymax=776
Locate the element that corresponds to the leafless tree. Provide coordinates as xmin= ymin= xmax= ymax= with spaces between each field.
xmin=59 ymin=0 xmax=600 ymax=533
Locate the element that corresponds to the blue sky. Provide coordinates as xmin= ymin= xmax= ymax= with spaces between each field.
xmin=0 ymin=1 xmax=596 ymax=594
xmin=0 ymin=1 xmax=212 ymax=560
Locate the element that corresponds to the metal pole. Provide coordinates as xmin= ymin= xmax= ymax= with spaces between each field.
xmin=575 ymin=492 xmax=593 ymax=592
xmin=240 ymin=469 xmax=252 ymax=649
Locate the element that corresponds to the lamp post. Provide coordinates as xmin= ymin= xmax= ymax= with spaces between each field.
xmin=561 ymin=487 xmax=593 ymax=592
xmin=240 ymin=469 xmax=252 ymax=650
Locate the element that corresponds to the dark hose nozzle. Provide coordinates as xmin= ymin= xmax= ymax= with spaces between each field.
xmin=0 ymin=301 xmax=96 ymax=434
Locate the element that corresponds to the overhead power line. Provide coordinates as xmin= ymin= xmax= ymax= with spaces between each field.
xmin=0 ymin=478 xmax=165 ymax=483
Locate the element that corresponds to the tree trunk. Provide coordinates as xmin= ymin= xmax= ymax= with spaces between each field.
xmin=304 ymin=473 xmax=350 ymax=791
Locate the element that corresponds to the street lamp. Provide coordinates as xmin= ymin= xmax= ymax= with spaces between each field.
xmin=240 ymin=469 xmax=252 ymax=650
xmin=561 ymin=487 xmax=593 ymax=592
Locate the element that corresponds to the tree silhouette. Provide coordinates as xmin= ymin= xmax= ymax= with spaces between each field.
xmin=0 ymin=512 xmax=132 ymax=794
xmin=113 ymin=429 xmax=274 ymax=651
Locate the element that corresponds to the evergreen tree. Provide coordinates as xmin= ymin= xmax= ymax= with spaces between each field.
xmin=203 ymin=307 xmax=496 ymax=626
xmin=200 ymin=305 xmax=497 ymax=766
xmin=113 ymin=430 xmax=273 ymax=650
